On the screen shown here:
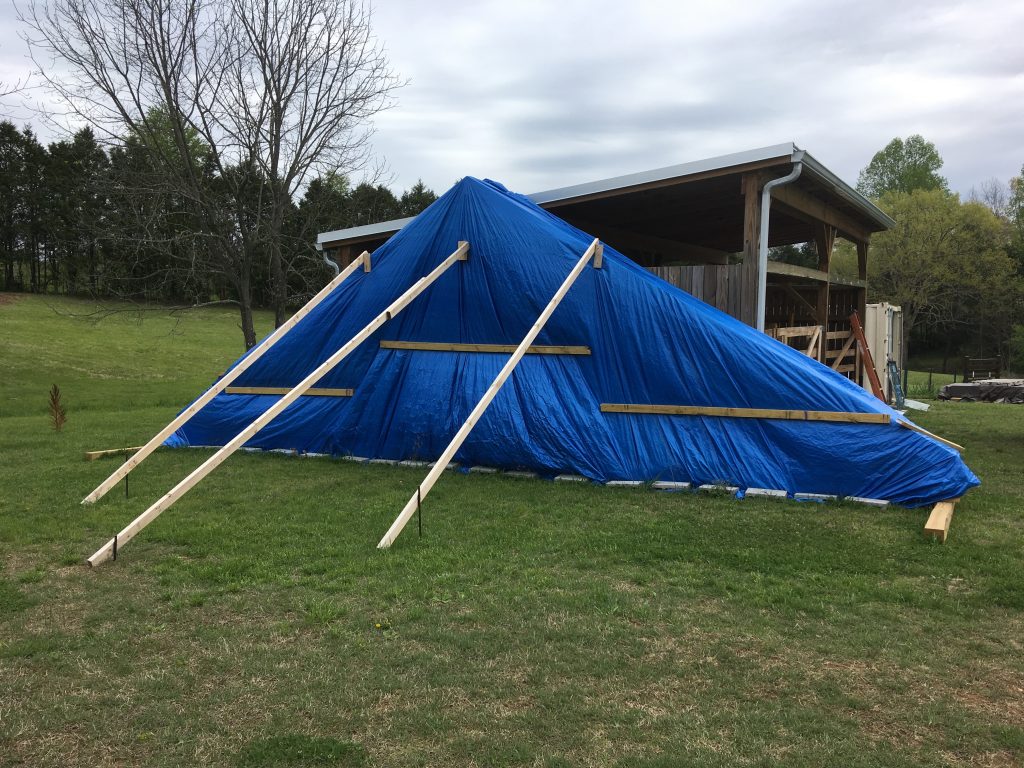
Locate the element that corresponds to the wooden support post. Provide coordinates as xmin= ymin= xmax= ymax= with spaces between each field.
xmin=739 ymin=172 xmax=764 ymax=328
xmin=81 ymin=251 xmax=372 ymax=505
xmin=377 ymin=239 xmax=600 ymax=549
xmin=814 ymin=225 xmax=835 ymax=363
xmin=924 ymin=498 xmax=958 ymax=542
xmin=855 ymin=241 xmax=869 ymax=383
xmin=87 ymin=243 xmax=469 ymax=566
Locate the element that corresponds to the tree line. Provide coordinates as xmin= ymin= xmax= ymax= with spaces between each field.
xmin=0 ymin=118 xmax=437 ymax=344
xmin=823 ymin=135 xmax=1024 ymax=370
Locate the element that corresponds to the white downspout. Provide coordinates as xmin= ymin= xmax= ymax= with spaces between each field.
xmin=756 ymin=157 xmax=804 ymax=331
xmin=314 ymin=241 xmax=341 ymax=276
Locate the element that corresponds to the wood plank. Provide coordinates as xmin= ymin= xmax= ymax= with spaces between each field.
xmin=562 ymin=218 xmax=734 ymax=266
xmin=81 ymin=250 xmax=371 ymax=504
xmin=850 ymin=310 xmax=885 ymax=401
xmin=831 ymin=333 xmax=857 ymax=370
xmin=224 ymin=387 xmax=354 ymax=397
xmin=771 ymin=184 xmax=873 ymax=243
xmin=87 ymin=241 xmax=470 ymax=567
xmin=379 ymin=341 xmax=590 ymax=356
xmin=897 ymin=420 xmax=965 ymax=452
xmin=774 ymin=325 xmax=820 ymax=338
xmin=766 ymin=261 xmax=829 ymax=282
xmin=599 ymin=403 xmax=890 ymax=424
xmin=805 ymin=325 xmax=822 ymax=358
xmin=378 ymin=239 xmax=602 ymax=549
xmin=85 ymin=446 xmax=145 ymax=461
xmin=835 ymin=364 xmax=856 ymax=373
xmin=924 ymin=499 xmax=958 ymax=543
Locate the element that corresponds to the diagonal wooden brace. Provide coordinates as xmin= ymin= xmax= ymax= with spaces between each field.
xmin=377 ymin=238 xmax=600 ymax=549
xmin=87 ymin=242 xmax=469 ymax=566
xmin=82 ymin=251 xmax=372 ymax=505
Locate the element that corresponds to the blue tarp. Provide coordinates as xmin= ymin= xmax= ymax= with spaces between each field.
xmin=168 ymin=177 xmax=978 ymax=507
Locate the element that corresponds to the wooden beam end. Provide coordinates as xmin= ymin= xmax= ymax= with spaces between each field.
xmin=457 ymin=240 xmax=470 ymax=260
xmin=594 ymin=242 xmax=604 ymax=269
xmin=924 ymin=499 xmax=958 ymax=543
xmin=87 ymin=539 xmax=115 ymax=567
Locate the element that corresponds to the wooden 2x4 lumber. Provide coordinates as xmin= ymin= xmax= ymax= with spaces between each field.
xmin=896 ymin=420 xmax=965 ymax=452
xmin=831 ymin=333 xmax=858 ymax=370
xmin=85 ymin=446 xmax=146 ymax=461
xmin=86 ymin=241 xmax=470 ymax=567
xmin=924 ymin=499 xmax=958 ymax=542
xmin=770 ymin=184 xmax=873 ymax=244
xmin=81 ymin=250 xmax=371 ymax=505
xmin=773 ymin=325 xmax=820 ymax=338
xmin=377 ymin=239 xmax=602 ymax=550
xmin=379 ymin=341 xmax=591 ymax=356
xmin=599 ymin=403 xmax=891 ymax=425
xmin=224 ymin=387 xmax=354 ymax=397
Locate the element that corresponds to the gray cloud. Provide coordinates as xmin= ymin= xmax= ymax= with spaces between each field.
xmin=2 ymin=0 xmax=1022 ymax=197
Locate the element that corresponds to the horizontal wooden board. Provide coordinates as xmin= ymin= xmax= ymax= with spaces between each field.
xmin=773 ymin=325 xmax=820 ymax=338
xmin=600 ymin=403 xmax=890 ymax=424
xmin=85 ymin=446 xmax=145 ymax=461
xmin=224 ymin=387 xmax=354 ymax=397
xmin=380 ymin=341 xmax=591 ymax=355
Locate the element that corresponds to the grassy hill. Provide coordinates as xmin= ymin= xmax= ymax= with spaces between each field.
xmin=1 ymin=294 xmax=1022 ymax=767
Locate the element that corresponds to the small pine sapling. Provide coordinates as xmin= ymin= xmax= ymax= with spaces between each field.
xmin=49 ymin=384 xmax=67 ymax=431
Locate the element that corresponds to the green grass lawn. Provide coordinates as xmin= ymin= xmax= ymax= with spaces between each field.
xmin=1 ymin=294 xmax=1022 ymax=767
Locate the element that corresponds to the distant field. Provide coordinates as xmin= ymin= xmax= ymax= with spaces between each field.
xmin=1 ymin=294 xmax=1022 ymax=767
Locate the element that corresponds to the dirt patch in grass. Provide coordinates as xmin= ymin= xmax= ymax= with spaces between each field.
xmin=0 ymin=292 xmax=22 ymax=306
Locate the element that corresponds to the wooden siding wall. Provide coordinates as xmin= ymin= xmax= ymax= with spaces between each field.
xmin=649 ymin=265 xmax=746 ymax=319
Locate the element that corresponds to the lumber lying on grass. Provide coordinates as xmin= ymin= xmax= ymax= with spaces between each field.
xmin=87 ymin=242 xmax=470 ymax=567
xmin=377 ymin=238 xmax=601 ymax=549
xmin=924 ymin=498 xmax=959 ymax=543
xmin=84 ymin=446 xmax=145 ymax=461
xmin=81 ymin=251 xmax=371 ymax=505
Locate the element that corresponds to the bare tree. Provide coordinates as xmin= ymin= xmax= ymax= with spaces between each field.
xmin=20 ymin=0 xmax=399 ymax=347
xmin=0 ymin=77 xmax=29 ymax=118
xmin=968 ymin=177 xmax=1011 ymax=219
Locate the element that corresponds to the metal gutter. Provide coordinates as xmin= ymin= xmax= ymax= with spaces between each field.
xmin=317 ymin=215 xmax=414 ymax=247
xmin=315 ymin=144 xmax=894 ymax=248
xmin=529 ymin=143 xmax=797 ymax=205
xmin=756 ymin=157 xmax=804 ymax=332
xmin=798 ymin=150 xmax=896 ymax=229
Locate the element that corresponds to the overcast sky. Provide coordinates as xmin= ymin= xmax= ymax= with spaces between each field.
xmin=2 ymin=0 xmax=1022 ymax=198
